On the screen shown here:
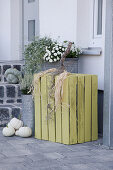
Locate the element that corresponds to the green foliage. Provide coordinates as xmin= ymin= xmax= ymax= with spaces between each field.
xmin=20 ymin=73 xmax=33 ymax=95
xmin=63 ymin=41 xmax=82 ymax=58
xmin=24 ymin=37 xmax=54 ymax=74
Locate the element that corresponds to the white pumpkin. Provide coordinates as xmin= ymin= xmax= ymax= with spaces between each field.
xmin=15 ymin=127 xmax=32 ymax=138
xmin=2 ymin=126 xmax=15 ymax=137
xmin=8 ymin=122 xmax=13 ymax=128
xmin=10 ymin=118 xmax=23 ymax=130
xmin=15 ymin=130 xmax=19 ymax=136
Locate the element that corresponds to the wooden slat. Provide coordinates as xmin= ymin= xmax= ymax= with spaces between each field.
xmin=84 ymin=75 xmax=91 ymax=142
xmin=91 ymin=75 xmax=98 ymax=141
xmin=34 ymin=75 xmax=42 ymax=139
xmin=41 ymin=75 xmax=49 ymax=140
xmin=78 ymin=75 xmax=85 ymax=143
xmin=47 ymin=75 xmax=56 ymax=142
xmin=69 ymin=75 xmax=77 ymax=144
xmin=55 ymin=76 xmax=62 ymax=143
xmin=62 ymin=77 xmax=70 ymax=144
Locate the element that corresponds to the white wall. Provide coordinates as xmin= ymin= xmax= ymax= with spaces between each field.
xmin=0 ymin=0 xmax=22 ymax=61
xmin=10 ymin=0 xmax=23 ymax=60
xmin=39 ymin=0 xmax=77 ymax=42
xmin=78 ymin=54 xmax=104 ymax=90
xmin=76 ymin=0 xmax=91 ymax=48
xmin=77 ymin=0 xmax=106 ymax=90
xmin=0 ymin=0 xmax=11 ymax=60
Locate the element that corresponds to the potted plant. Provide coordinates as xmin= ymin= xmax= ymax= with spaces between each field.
xmin=24 ymin=37 xmax=82 ymax=74
xmin=42 ymin=41 xmax=82 ymax=73
xmin=20 ymin=73 xmax=35 ymax=135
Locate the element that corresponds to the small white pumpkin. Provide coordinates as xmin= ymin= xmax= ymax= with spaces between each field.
xmin=10 ymin=118 xmax=23 ymax=130
xmin=2 ymin=126 xmax=15 ymax=137
xmin=15 ymin=130 xmax=19 ymax=136
xmin=15 ymin=127 xmax=32 ymax=138
xmin=8 ymin=122 xmax=13 ymax=128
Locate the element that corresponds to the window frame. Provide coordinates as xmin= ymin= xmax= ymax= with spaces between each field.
xmin=93 ymin=0 xmax=103 ymax=38
xmin=28 ymin=20 xmax=35 ymax=42
xmin=28 ymin=0 xmax=35 ymax=3
xmin=89 ymin=0 xmax=104 ymax=47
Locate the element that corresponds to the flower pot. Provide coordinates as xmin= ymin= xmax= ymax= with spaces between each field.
xmin=22 ymin=95 xmax=35 ymax=135
xmin=41 ymin=58 xmax=78 ymax=73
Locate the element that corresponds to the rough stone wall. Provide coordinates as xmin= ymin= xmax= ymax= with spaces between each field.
xmin=0 ymin=62 xmax=23 ymax=126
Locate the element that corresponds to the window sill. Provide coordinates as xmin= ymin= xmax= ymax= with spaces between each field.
xmin=82 ymin=47 xmax=102 ymax=56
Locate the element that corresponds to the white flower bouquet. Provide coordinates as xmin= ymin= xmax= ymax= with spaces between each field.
xmin=43 ymin=43 xmax=66 ymax=63
xmin=43 ymin=41 xmax=82 ymax=63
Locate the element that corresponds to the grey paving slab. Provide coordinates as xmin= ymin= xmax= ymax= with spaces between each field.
xmin=0 ymin=128 xmax=113 ymax=170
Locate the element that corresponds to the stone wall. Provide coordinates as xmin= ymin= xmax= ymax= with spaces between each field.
xmin=0 ymin=63 xmax=23 ymax=83
xmin=0 ymin=61 xmax=24 ymax=126
xmin=0 ymin=84 xmax=22 ymax=104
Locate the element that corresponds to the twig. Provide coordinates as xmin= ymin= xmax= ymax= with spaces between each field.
xmin=60 ymin=42 xmax=72 ymax=70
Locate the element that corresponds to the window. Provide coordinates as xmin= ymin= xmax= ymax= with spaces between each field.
xmin=28 ymin=20 xmax=35 ymax=41
xmin=97 ymin=0 xmax=103 ymax=35
xmin=28 ymin=0 xmax=35 ymax=3
xmin=93 ymin=0 xmax=103 ymax=37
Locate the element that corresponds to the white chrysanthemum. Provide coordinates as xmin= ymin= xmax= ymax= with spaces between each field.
xmin=44 ymin=53 xmax=48 ymax=57
xmin=54 ymin=59 xmax=57 ymax=62
xmin=49 ymin=59 xmax=53 ymax=63
xmin=54 ymin=53 xmax=57 ymax=56
xmin=57 ymin=51 xmax=61 ymax=55
xmin=46 ymin=57 xmax=49 ymax=61
xmin=52 ymin=50 xmax=55 ymax=53
xmin=46 ymin=50 xmax=51 ymax=56
xmin=59 ymin=47 xmax=62 ymax=49
xmin=55 ymin=47 xmax=59 ymax=51
xmin=71 ymin=45 xmax=75 ymax=52
xmin=62 ymin=48 xmax=65 ymax=51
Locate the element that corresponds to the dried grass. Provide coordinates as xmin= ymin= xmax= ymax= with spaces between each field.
xmin=33 ymin=68 xmax=70 ymax=119
xmin=55 ymin=71 xmax=70 ymax=110
xmin=33 ymin=68 xmax=57 ymax=97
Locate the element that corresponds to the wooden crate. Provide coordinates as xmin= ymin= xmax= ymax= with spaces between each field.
xmin=34 ymin=74 xmax=98 ymax=145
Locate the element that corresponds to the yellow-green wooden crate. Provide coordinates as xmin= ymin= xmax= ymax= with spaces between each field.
xmin=34 ymin=74 xmax=98 ymax=145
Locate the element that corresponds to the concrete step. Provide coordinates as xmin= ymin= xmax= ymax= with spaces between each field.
xmin=0 ymin=104 xmax=22 ymax=127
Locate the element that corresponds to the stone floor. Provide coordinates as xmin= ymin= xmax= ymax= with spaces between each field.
xmin=0 ymin=128 xmax=113 ymax=170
